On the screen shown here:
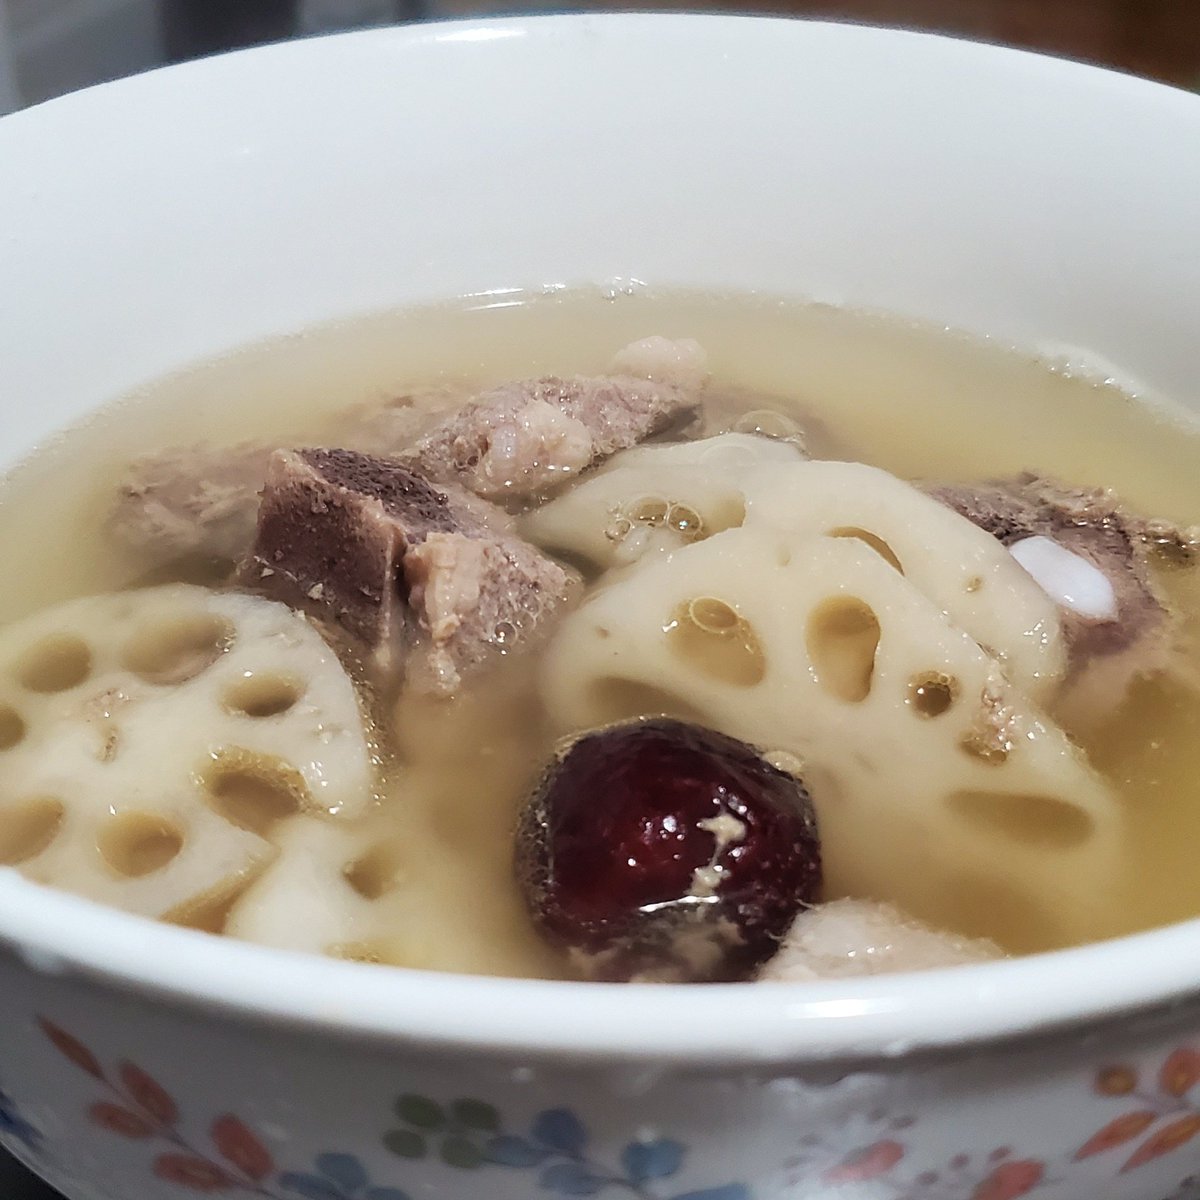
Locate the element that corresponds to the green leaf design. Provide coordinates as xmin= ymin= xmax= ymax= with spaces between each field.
xmin=395 ymin=1094 xmax=446 ymax=1130
xmin=383 ymin=1129 xmax=428 ymax=1160
xmin=440 ymin=1136 xmax=484 ymax=1169
xmin=450 ymin=1099 xmax=500 ymax=1132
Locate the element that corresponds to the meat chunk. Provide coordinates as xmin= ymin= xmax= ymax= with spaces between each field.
xmin=115 ymin=443 xmax=273 ymax=567
xmin=403 ymin=371 xmax=700 ymax=500
xmin=927 ymin=472 xmax=1198 ymax=720
xmin=236 ymin=448 xmax=575 ymax=693
xmin=112 ymin=388 xmax=468 ymax=571
xmin=405 ymin=531 xmax=570 ymax=693
xmin=758 ymin=899 xmax=1001 ymax=982
xmin=112 ymin=347 xmax=703 ymax=567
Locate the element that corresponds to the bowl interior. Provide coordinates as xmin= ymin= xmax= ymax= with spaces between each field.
xmin=0 ymin=13 xmax=1198 ymax=1061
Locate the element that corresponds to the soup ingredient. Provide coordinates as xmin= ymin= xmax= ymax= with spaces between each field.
xmin=238 ymin=448 xmax=576 ymax=693
xmin=516 ymin=718 xmax=821 ymax=982
xmin=406 ymin=365 xmax=700 ymax=501
xmin=738 ymin=461 xmax=1067 ymax=701
xmin=0 ymin=585 xmax=374 ymax=919
xmin=522 ymin=432 xmax=806 ymax=570
xmin=758 ymin=898 xmax=1002 ymax=981
xmin=111 ymin=340 xmax=704 ymax=569
xmin=929 ymin=473 xmax=1197 ymax=721
xmin=225 ymin=817 xmax=385 ymax=953
xmin=110 ymin=386 xmax=467 ymax=570
xmin=525 ymin=454 xmax=1066 ymax=700
xmin=540 ymin=526 xmax=1120 ymax=950
xmin=115 ymin=442 xmax=275 ymax=567
xmin=610 ymin=334 xmax=709 ymax=388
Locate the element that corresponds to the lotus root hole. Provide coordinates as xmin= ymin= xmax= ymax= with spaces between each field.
xmin=0 ymin=705 xmax=25 ymax=751
xmin=947 ymin=790 xmax=1095 ymax=850
xmin=829 ymin=527 xmax=904 ymax=573
xmin=0 ymin=797 xmax=65 ymax=865
xmin=668 ymin=598 xmax=766 ymax=686
xmin=223 ymin=673 xmax=303 ymax=719
xmin=207 ymin=754 xmax=304 ymax=835
xmin=627 ymin=496 xmax=670 ymax=525
xmin=343 ymin=842 xmax=405 ymax=901
xmin=98 ymin=812 xmax=184 ymax=877
xmin=908 ymin=671 xmax=958 ymax=718
xmin=123 ymin=612 xmax=235 ymax=685
xmin=15 ymin=634 xmax=92 ymax=693
xmin=806 ymin=597 xmax=881 ymax=703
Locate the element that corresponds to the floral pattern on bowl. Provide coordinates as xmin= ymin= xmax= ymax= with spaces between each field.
xmin=34 ymin=1019 xmax=751 ymax=1200
xmin=1 ymin=1016 xmax=1196 ymax=1200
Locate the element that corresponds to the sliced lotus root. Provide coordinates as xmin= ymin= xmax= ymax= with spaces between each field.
xmin=740 ymin=460 xmax=1067 ymax=701
xmin=526 ymin=446 xmax=1064 ymax=699
xmin=0 ymin=585 xmax=374 ymax=918
xmin=541 ymin=528 xmax=1122 ymax=950
xmin=521 ymin=433 xmax=805 ymax=570
xmin=226 ymin=818 xmax=394 ymax=955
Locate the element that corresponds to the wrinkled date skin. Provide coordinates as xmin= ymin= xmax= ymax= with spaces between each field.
xmin=516 ymin=718 xmax=822 ymax=981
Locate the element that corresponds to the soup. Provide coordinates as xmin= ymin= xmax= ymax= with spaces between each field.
xmin=0 ymin=290 xmax=1197 ymax=982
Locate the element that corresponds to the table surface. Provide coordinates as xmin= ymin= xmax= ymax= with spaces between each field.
xmin=0 ymin=1150 xmax=61 ymax=1198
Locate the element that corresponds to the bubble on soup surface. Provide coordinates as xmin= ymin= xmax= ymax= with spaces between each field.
xmin=516 ymin=718 xmax=822 ymax=982
xmin=908 ymin=671 xmax=958 ymax=718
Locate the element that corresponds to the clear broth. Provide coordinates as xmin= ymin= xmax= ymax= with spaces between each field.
xmin=1 ymin=290 xmax=1198 ymax=975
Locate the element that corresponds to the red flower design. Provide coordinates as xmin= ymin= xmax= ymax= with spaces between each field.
xmin=1122 ymin=1115 xmax=1200 ymax=1173
xmin=153 ymin=1154 xmax=234 ymax=1192
xmin=971 ymin=1159 xmax=1045 ymax=1200
xmin=39 ymin=1019 xmax=103 ymax=1080
xmin=1075 ymin=1111 xmax=1158 ymax=1160
xmin=212 ymin=1114 xmax=273 ymax=1182
xmin=824 ymin=1139 xmax=905 ymax=1182
xmin=1095 ymin=1066 xmax=1138 ymax=1097
xmin=120 ymin=1063 xmax=179 ymax=1125
xmin=88 ymin=1102 xmax=154 ymax=1139
xmin=1160 ymin=1050 xmax=1200 ymax=1100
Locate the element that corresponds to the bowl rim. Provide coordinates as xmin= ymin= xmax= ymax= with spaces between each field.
xmin=1 ymin=12 xmax=1199 ymax=1064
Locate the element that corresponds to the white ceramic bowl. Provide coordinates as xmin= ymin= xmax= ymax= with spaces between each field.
xmin=1 ymin=15 xmax=1199 ymax=1200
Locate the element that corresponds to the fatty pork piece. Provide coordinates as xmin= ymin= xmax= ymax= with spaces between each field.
xmin=928 ymin=472 xmax=1199 ymax=723
xmin=405 ymin=366 xmax=700 ymax=500
xmin=236 ymin=448 xmax=576 ymax=695
xmin=112 ymin=339 xmax=705 ymax=568
xmin=758 ymin=899 xmax=1001 ymax=982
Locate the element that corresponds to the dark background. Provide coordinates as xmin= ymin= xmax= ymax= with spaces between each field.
xmin=3 ymin=0 xmax=1198 ymax=1195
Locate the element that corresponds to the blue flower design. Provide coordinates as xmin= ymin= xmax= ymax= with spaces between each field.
xmin=0 ymin=1087 xmax=40 ymax=1152
xmin=279 ymin=1152 xmax=410 ymax=1200
xmin=482 ymin=1108 xmax=750 ymax=1200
